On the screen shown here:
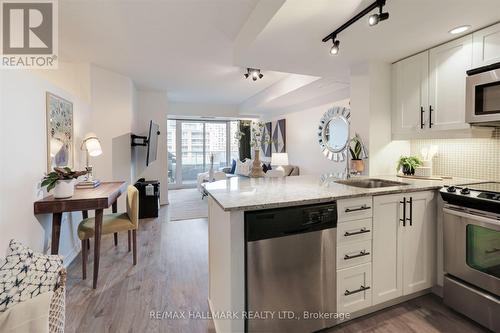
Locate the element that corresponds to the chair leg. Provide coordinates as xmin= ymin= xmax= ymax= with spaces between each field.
xmin=114 ymin=232 xmax=118 ymax=246
xmin=87 ymin=239 xmax=90 ymax=250
xmin=128 ymin=230 xmax=131 ymax=252
xmin=132 ymin=229 xmax=137 ymax=265
xmin=81 ymin=240 xmax=87 ymax=280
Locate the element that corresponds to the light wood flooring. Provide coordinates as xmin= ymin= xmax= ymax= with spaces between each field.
xmin=66 ymin=206 xmax=490 ymax=333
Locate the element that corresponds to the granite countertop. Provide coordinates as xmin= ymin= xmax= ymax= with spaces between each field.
xmin=203 ymin=174 xmax=486 ymax=212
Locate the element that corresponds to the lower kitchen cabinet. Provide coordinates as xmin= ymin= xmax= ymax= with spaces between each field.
xmin=337 ymin=263 xmax=372 ymax=313
xmin=372 ymin=191 xmax=436 ymax=305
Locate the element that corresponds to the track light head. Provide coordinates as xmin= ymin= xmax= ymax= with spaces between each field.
xmin=244 ymin=68 xmax=264 ymax=81
xmin=368 ymin=13 xmax=379 ymax=26
xmin=330 ymin=40 xmax=340 ymax=55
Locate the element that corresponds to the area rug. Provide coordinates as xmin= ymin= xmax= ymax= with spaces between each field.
xmin=168 ymin=188 xmax=208 ymax=221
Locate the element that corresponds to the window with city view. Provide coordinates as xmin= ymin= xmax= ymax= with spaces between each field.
xmin=167 ymin=119 xmax=239 ymax=187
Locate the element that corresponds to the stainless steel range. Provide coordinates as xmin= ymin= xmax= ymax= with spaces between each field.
xmin=440 ymin=183 xmax=500 ymax=332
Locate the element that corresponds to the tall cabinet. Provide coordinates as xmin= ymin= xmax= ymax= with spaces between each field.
xmin=372 ymin=191 xmax=436 ymax=305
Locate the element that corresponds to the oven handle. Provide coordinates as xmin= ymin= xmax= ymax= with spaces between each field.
xmin=443 ymin=206 xmax=500 ymax=229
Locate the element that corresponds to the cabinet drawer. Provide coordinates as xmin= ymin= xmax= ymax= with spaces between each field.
xmin=338 ymin=197 xmax=372 ymax=222
xmin=337 ymin=240 xmax=372 ymax=269
xmin=337 ymin=218 xmax=372 ymax=244
xmin=337 ymin=263 xmax=372 ymax=313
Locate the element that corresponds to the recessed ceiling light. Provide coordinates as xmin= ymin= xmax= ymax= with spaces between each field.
xmin=449 ymin=25 xmax=471 ymax=34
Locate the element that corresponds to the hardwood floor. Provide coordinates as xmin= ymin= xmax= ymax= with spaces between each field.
xmin=66 ymin=206 xmax=489 ymax=333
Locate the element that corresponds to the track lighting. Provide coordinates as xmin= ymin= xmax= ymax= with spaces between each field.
xmin=368 ymin=3 xmax=389 ymax=26
xmin=322 ymin=0 xmax=389 ymax=55
xmin=244 ymin=68 xmax=264 ymax=81
xmin=330 ymin=39 xmax=340 ymax=55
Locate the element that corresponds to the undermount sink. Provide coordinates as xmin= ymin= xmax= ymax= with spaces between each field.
xmin=335 ymin=178 xmax=410 ymax=189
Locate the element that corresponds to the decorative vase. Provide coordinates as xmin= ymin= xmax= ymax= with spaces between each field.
xmin=54 ymin=179 xmax=76 ymax=198
xmin=249 ymin=149 xmax=265 ymax=178
xmin=350 ymin=159 xmax=365 ymax=174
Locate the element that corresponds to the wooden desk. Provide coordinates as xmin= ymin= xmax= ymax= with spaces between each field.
xmin=34 ymin=181 xmax=126 ymax=288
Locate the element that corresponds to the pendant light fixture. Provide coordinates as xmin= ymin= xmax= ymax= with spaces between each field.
xmin=322 ymin=0 xmax=389 ymax=55
xmin=244 ymin=68 xmax=264 ymax=81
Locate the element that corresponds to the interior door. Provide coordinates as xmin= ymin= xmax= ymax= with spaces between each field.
xmin=393 ymin=51 xmax=429 ymax=135
xmin=372 ymin=194 xmax=404 ymax=305
xmin=402 ymin=191 xmax=436 ymax=294
xmin=428 ymin=35 xmax=472 ymax=131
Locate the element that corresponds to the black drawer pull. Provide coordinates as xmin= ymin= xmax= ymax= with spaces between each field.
xmin=344 ymin=285 xmax=371 ymax=296
xmin=344 ymin=228 xmax=370 ymax=237
xmin=420 ymin=106 xmax=425 ymax=129
xmin=345 ymin=205 xmax=371 ymax=213
xmin=400 ymin=197 xmax=406 ymax=227
xmin=344 ymin=250 xmax=370 ymax=260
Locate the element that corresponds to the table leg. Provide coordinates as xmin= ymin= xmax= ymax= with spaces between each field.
xmin=93 ymin=209 xmax=103 ymax=289
xmin=51 ymin=213 xmax=63 ymax=255
xmin=112 ymin=201 xmax=118 ymax=246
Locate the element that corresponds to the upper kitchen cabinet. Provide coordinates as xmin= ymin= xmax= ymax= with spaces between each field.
xmin=472 ymin=22 xmax=500 ymax=68
xmin=428 ymin=35 xmax=473 ymax=131
xmin=392 ymin=52 xmax=429 ymax=136
xmin=392 ymin=30 xmax=493 ymax=139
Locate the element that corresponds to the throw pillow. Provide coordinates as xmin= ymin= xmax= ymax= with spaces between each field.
xmin=262 ymin=163 xmax=272 ymax=173
xmin=0 ymin=240 xmax=63 ymax=312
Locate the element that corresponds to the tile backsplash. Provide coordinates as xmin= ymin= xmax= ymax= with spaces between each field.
xmin=410 ymin=129 xmax=500 ymax=182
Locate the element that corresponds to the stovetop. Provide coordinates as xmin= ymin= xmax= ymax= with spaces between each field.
xmin=440 ymin=182 xmax=500 ymax=213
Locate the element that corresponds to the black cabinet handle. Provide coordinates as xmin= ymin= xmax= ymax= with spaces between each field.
xmin=400 ymin=197 xmax=406 ymax=227
xmin=345 ymin=285 xmax=371 ymax=296
xmin=407 ymin=197 xmax=413 ymax=226
xmin=420 ymin=106 xmax=425 ymax=129
xmin=345 ymin=205 xmax=371 ymax=213
xmin=344 ymin=250 xmax=370 ymax=260
xmin=344 ymin=228 xmax=370 ymax=237
xmin=429 ymin=105 xmax=434 ymax=128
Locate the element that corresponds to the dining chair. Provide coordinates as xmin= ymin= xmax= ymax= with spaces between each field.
xmin=77 ymin=185 xmax=139 ymax=284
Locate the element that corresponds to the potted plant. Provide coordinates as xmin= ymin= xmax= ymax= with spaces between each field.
xmin=42 ymin=167 xmax=87 ymax=198
xmin=396 ymin=156 xmax=423 ymax=175
xmin=248 ymin=122 xmax=270 ymax=178
xmin=349 ymin=136 xmax=365 ymax=174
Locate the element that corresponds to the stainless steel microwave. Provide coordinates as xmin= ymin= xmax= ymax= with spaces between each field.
xmin=466 ymin=62 xmax=500 ymax=126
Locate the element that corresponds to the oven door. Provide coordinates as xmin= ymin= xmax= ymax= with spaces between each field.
xmin=443 ymin=204 xmax=500 ymax=296
xmin=466 ymin=68 xmax=500 ymax=124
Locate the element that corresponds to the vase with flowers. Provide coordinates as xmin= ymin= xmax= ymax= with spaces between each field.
xmin=249 ymin=122 xmax=270 ymax=178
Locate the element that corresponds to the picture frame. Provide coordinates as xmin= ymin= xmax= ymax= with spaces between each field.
xmin=46 ymin=92 xmax=74 ymax=172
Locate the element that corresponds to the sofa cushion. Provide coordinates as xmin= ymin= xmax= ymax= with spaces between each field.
xmin=235 ymin=159 xmax=252 ymax=176
xmin=0 ymin=240 xmax=63 ymax=313
xmin=262 ymin=163 xmax=272 ymax=173
xmin=229 ymin=159 xmax=237 ymax=174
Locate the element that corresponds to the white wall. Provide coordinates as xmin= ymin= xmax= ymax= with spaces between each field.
xmin=350 ymin=62 xmax=410 ymax=176
xmin=169 ymin=102 xmax=240 ymax=118
xmin=264 ymin=98 xmax=351 ymax=176
xmin=0 ymin=66 xmax=92 ymax=262
xmin=134 ymin=90 xmax=169 ymax=204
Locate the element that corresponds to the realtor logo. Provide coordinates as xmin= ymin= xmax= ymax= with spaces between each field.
xmin=1 ymin=0 xmax=58 ymax=68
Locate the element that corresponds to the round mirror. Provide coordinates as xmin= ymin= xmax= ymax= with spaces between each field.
xmin=318 ymin=107 xmax=350 ymax=161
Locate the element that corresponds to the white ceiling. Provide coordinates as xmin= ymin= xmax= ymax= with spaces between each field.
xmin=236 ymin=0 xmax=500 ymax=81
xmin=59 ymin=0 xmax=289 ymax=104
xmin=59 ymin=0 xmax=500 ymax=112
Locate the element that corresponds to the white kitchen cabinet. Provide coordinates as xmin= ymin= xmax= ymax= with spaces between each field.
xmin=472 ymin=22 xmax=500 ymax=68
xmin=372 ymin=191 xmax=436 ymax=305
xmin=392 ymin=51 xmax=429 ymax=136
xmin=337 ymin=263 xmax=372 ymax=313
xmin=428 ymin=35 xmax=472 ymax=131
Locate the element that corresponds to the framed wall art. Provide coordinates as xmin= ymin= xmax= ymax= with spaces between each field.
xmin=46 ymin=92 xmax=74 ymax=172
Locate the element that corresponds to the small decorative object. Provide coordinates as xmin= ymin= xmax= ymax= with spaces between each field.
xmin=46 ymin=93 xmax=74 ymax=172
xmin=42 ymin=167 xmax=87 ymax=198
xmin=397 ymin=156 xmax=423 ymax=175
xmin=349 ymin=134 xmax=367 ymax=174
xmin=249 ymin=121 xmax=269 ymax=178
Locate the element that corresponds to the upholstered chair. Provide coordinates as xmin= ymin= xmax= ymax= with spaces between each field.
xmin=77 ymin=185 xmax=139 ymax=282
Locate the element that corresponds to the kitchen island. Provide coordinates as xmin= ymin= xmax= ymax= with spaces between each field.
xmin=204 ymin=175 xmax=479 ymax=333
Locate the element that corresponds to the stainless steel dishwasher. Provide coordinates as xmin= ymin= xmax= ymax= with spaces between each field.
xmin=245 ymin=202 xmax=337 ymax=333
